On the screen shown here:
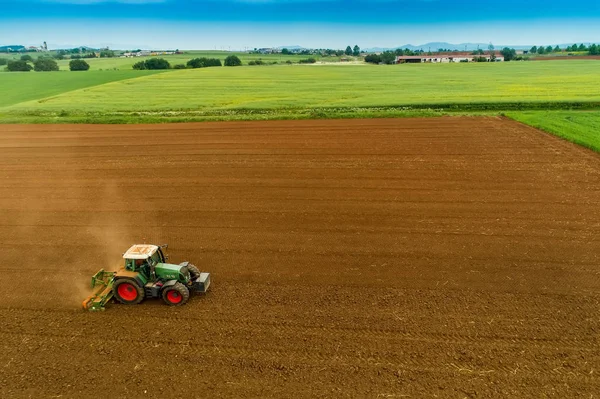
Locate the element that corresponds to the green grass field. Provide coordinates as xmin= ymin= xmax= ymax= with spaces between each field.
xmin=0 ymin=50 xmax=342 ymax=72
xmin=3 ymin=61 xmax=600 ymax=115
xmin=507 ymin=111 xmax=600 ymax=152
xmin=1 ymin=60 xmax=600 ymax=154
xmin=0 ymin=70 xmax=163 ymax=108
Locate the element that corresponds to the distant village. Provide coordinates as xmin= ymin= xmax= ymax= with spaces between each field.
xmin=2 ymin=41 xmax=598 ymax=66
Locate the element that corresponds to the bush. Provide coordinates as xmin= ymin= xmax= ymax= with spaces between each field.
xmin=145 ymin=58 xmax=170 ymax=69
xmin=6 ymin=60 xmax=32 ymax=71
xmin=69 ymin=59 xmax=90 ymax=71
xmin=224 ymin=55 xmax=242 ymax=66
xmin=248 ymin=59 xmax=265 ymax=66
xmin=285 ymin=60 xmax=293 ymax=64
xmin=364 ymin=54 xmax=382 ymax=64
xmin=0 ymin=58 xmax=7 ymax=66
xmin=100 ymin=50 xmax=115 ymax=58
xmin=298 ymin=57 xmax=316 ymax=64
xmin=186 ymin=57 xmax=221 ymax=68
xmin=381 ymin=52 xmax=396 ymax=64
xmin=173 ymin=64 xmax=187 ymax=69
xmin=20 ymin=54 xmax=33 ymax=62
xmin=34 ymin=58 xmax=59 ymax=71
xmin=132 ymin=60 xmax=146 ymax=70
xmin=132 ymin=58 xmax=171 ymax=70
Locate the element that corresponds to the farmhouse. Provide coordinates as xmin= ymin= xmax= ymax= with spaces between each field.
xmin=396 ymin=53 xmax=504 ymax=63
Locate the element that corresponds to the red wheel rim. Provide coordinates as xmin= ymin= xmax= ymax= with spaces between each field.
xmin=166 ymin=290 xmax=182 ymax=304
xmin=117 ymin=283 xmax=138 ymax=301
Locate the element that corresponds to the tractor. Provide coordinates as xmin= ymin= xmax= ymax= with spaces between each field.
xmin=82 ymin=244 xmax=210 ymax=311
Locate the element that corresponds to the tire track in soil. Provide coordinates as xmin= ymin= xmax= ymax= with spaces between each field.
xmin=1 ymin=118 xmax=600 ymax=397
xmin=1 ymin=329 xmax=597 ymax=385
xmin=1 ymin=307 xmax=596 ymax=353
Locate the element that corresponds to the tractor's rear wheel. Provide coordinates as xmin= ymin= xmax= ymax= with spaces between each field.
xmin=188 ymin=264 xmax=201 ymax=280
xmin=113 ymin=279 xmax=144 ymax=305
xmin=162 ymin=282 xmax=190 ymax=306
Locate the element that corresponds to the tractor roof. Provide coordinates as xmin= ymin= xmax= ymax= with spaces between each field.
xmin=123 ymin=244 xmax=158 ymax=260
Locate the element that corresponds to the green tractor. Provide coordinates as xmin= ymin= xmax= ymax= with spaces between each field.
xmin=82 ymin=244 xmax=210 ymax=311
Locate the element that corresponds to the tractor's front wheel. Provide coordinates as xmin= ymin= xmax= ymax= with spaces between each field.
xmin=113 ymin=279 xmax=144 ymax=305
xmin=188 ymin=264 xmax=201 ymax=280
xmin=162 ymin=282 xmax=190 ymax=306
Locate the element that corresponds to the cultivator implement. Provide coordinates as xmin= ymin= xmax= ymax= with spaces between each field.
xmin=82 ymin=269 xmax=116 ymax=311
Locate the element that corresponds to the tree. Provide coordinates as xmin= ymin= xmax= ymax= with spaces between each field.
xmin=132 ymin=58 xmax=170 ymax=70
xmin=69 ymin=59 xmax=90 ymax=71
xmin=0 ymin=58 xmax=8 ymax=66
xmin=132 ymin=60 xmax=146 ymax=70
xmin=589 ymin=44 xmax=599 ymax=56
xmin=578 ymin=43 xmax=587 ymax=51
xmin=224 ymin=55 xmax=242 ymax=66
xmin=380 ymin=51 xmax=396 ymax=64
xmin=281 ymin=48 xmax=290 ymax=55
xmin=364 ymin=54 xmax=382 ymax=64
xmin=545 ymin=45 xmax=553 ymax=53
xmin=34 ymin=58 xmax=59 ymax=71
xmin=100 ymin=49 xmax=115 ymax=58
xmin=537 ymin=46 xmax=545 ymax=54
xmin=353 ymin=45 xmax=360 ymax=56
xmin=554 ymin=45 xmax=561 ymax=52
xmin=7 ymin=60 xmax=33 ymax=71
xmin=20 ymin=54 xmax=33 ymax=62
xmin=500 ymin=47 xmax=517 ymax=61
xmin=145 ymin=58 xmax=170 ymax=69
xmin=529 ymin=46 xmax=537 ymax=54
xmin=345 ymin=46 xmax=352 ymax=56
xmin=187 ymin=57 xmax=222 ymax=68
xmin=488 ymin=43 xmax=496 ymax=61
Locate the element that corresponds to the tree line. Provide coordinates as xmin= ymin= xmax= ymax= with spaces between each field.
xmin=530 ymin=43 xmax=599 ymax=55
xmin=257 ymin=46 xmax=360 ymax=57
xmin=1 ymin=55 xmax=90 ymax=71
xmin=132 ymin=55 xmax=242 ymax=70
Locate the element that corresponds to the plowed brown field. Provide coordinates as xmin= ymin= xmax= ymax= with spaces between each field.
xmin=1 ymin=118 xmax=599 ymax=398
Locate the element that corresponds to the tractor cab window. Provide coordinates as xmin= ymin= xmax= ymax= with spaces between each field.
xmin=150 ymin=251 xmax=162 ymax=265
xmin=156 ymin=248 xmax=166 ymax=263
xmin=125 ymin=259 xmax=136 ymax=271
xmin=134 ymin=259 xmax=146 ymax=270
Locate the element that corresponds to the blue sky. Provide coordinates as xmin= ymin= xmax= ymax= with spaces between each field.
xmin=1 ymin=0 xmax=599 ymax=49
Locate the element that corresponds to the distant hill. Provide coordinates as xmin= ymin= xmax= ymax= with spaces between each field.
xmin=275 ymin=45 xmax=305 ymax=50
xmin=364 ymin=42 xmax=541 ymax=52
xmin=0 ymin=45 xmax=25 ymax=52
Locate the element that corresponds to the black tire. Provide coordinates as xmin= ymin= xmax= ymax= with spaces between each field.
xmin=162 ymin=282 xmax=190 ymax=306
xmin=187 ymin=264 xmax=201 ymax=280
xmin=113 ymin=279 xmax=144 ymax=305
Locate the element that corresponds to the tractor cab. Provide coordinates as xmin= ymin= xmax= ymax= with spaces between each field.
xmin=123 ymin=244 xmax=167 ymax=273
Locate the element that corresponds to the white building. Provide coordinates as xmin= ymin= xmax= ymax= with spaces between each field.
xmin=396 ymin=54 xmax=504 ymax=63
